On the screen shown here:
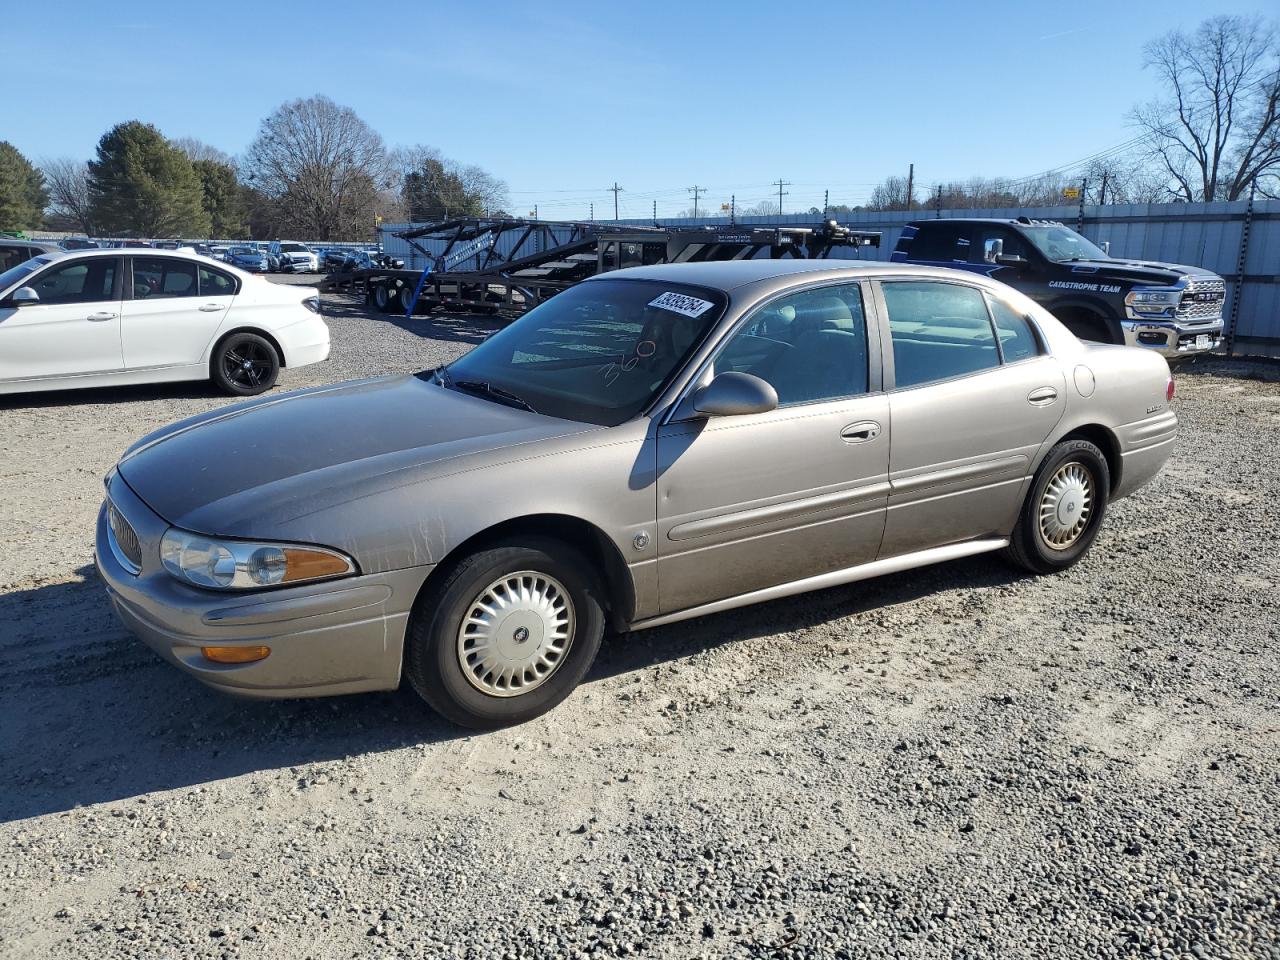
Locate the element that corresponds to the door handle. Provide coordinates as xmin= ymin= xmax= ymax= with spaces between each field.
xmin=840 ymin=420 xmax=881 ymax=443
xmin=87 ymin=312 xmax=117 ymax=322
xmin=198 ymin=303 xmax=224 ymax=312
xmin=1027 ymin=386 xmax=1058 ymax=405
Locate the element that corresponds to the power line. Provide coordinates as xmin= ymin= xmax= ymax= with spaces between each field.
xmin=772 ymin=178 xmax=790 ymax=215
xmin=687 ymin=185 xmax=705 ymax=218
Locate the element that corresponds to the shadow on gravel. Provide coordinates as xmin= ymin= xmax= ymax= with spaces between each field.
xmin=1173 ymin=354 xmax=1280 ymax=382
xmin=0 ymin=567 xmax=463 ymax=824
xmin=588 ymin=553 xmax=1025 ymax=683
xmin=0 ymin=380 xmax=220 ymax=410
xmin=323 ymin=292 xmax=503 ymax=347
xmin=1 ymin=554 xmax=1023 ymax=823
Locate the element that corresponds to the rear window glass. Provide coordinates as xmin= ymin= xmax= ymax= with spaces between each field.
xmin=882 ymin=281 xmax=1000 ymax=388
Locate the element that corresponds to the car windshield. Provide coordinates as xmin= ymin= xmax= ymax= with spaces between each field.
xmin=229 ymin=247 xmax=256 ymax=255
xmin=0 ymin=257 xmax=49 ymax=292
xmin=281 ymin=243 xmax=308 ymax=252
xmin=1021 ymin=225 xmax=1109 ymax=262
xmin=441 ymin=278 xmax=727 ymax=426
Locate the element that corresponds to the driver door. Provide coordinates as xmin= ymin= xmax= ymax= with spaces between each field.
xmin=0 ymin=256 xmax=124 ymax=382
xmin=655 ymin=282 xmax=890 ymax=614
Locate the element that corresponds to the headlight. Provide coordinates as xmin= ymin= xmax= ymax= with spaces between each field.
xmin=302 ymin=295 xmax=320 ymax=313
xmin=1125 ymin=288 xmax=1182 ymax=314
xmin=160 ymin=528 xmax=356 ymax=590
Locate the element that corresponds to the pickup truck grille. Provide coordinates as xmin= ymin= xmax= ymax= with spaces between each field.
xmin=108 ymin=502 xmax=143 ymax=574
xmin=1177 ymin=277 xmax=1225 ymax=321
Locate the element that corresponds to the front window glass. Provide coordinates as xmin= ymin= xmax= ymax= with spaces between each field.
xmin=132 ymin=257 xmax=198 ymax=299
xmin=281 ymin=243 xmax=308 ymax=253
xmin=882 ymin=281 xmax=999 ymax=389
xmin=1020 ymin=225 xmax=1108 ymax=262
xmin=714 ymin=283 xmax=868 ymax=405
xmin=30 ymin=258 xmax=117 ymax=305
xmin=443 ymin=279 xmax=726 ymax=426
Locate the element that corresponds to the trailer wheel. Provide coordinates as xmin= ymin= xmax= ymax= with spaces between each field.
xmin=373 ymin=283 xmax=395 ymax=313
xmin=400 ymin=285 xmax=417 ymax=315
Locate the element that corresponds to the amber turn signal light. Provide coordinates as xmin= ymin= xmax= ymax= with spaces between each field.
xmin=282 ymin=548 xmax=353 ymax=583
xmin=202 ymin=645 xmax=271 ymax=664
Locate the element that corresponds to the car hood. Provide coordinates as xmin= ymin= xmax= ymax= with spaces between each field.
xmin=117 ymin=374 xmax=596 ymax=536
xmin=1059 ymin=258 xmax=1219 ymax=286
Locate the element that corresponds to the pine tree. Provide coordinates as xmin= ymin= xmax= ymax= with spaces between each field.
xmin=88 ymin=122 xmax=211 ymax=237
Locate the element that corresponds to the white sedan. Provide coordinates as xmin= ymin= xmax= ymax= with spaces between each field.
xmin=0 ymin=249 xmax=330 ymax=397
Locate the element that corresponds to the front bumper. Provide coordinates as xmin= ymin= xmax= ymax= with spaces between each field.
xmin=1120 ymin=317 xmax=1224 ymax=357
xmin=95 ymin=474 xmax=433 ymax=699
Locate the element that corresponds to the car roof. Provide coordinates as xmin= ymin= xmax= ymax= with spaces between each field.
xmin=590 ymin=258 xmax=972 ymax=292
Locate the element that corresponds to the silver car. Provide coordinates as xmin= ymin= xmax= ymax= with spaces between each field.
xmin=96 ymin=261 xmax=1177 ymax=727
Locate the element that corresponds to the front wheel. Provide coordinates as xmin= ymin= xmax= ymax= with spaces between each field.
xmin=1003 ymin=438 xmax=1110 ymax=574
xmin=211 ymin=332 xmax=280 ymax=396
xmin=403 ymin=539 xmax=606 ymax=729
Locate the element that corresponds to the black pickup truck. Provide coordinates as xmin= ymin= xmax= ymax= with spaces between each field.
xmin=890 ymin=217 xmax=1225 ymax=358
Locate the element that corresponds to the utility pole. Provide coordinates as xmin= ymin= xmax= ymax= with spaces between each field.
xmin=905 ymin=163 xmax=914 ymax=211
xmin=823 ymin=189 xmax=829 ymax=218
xmin=934 ymin=184 xmax=942 ymax=218
xmin=730 ymin=194 xmax=736 ymax=226
xmin=1099 ymin=171 xmax=1109 ymax=206
xmin=653 ymin=199 xmax=658 ymax=226
xmin=688 ymin=185 xmax=705 ymax=219
xmin=1077 ymin=178 xmax=1088 ymax=234
xmin=772 ymin=178 xmax=790 ymax=216
xmin=609 ymin=182 xmax=623 ymax=221
xmin=589 ymin=202 xmax=593 ymax=222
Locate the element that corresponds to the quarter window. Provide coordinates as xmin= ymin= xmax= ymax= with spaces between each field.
xmin=131 ymin=257 xmax=198 ymax=299
xmin=882 ymin=281 xmax=1000 ymax=388
xmin=29 ymin=258 xmax=118 ymax=305
xmin=715 ymin=283 xmax=868 ymax=405
xmin=986 ymin=295 xmax=1041 ymax=363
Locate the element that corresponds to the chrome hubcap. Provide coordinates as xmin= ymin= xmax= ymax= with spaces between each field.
xmin=1039 ymin=461 xmax=1094 ymax=550
xmin=456 ymin=571 xmax=574 ymax=697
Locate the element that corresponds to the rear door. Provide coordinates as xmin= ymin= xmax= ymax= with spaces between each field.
xmin=120 ymin=257 xmax=237 ymax=370
xmin=0 ymin=256 xmax=124 ymax=381
xmin=873 ymin=279 xmax=1065 ymax=557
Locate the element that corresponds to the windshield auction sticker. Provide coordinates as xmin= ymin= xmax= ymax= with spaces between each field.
xmin=648 ymin=291 xmax=716 ymax=318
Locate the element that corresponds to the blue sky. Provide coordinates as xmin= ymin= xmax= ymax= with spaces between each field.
xmin=8 ymin=0 xmax=1271 ymax=218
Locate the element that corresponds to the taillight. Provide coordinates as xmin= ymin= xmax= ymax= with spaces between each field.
xmin=1166 ymin=376 xmax=1175 ymax=402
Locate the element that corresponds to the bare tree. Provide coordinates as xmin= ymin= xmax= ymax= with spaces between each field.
xmin=41 ymin=157 xmax=95 ymax=234
xmin=1132 ymin=15 xmax=1280 ymax=201
xmin=243 ymin=96 xmax=389 ymax=239
xmin=172 ymin=137 xmax=234 ymax=166
xmin=866 ymin=175 xmax=916 ymax=211
xmin=389 ymin=145 xmax=508 ymax=220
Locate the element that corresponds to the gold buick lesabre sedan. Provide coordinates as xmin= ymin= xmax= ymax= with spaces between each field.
xmin=97 ymin=260 xmax=1176 ymax=727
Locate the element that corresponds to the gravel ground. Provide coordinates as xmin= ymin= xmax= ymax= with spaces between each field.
xmin=1 ymin=281 xmax=1277 ymax=959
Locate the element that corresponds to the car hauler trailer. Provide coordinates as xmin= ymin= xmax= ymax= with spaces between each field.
xmin=319 ymin=216 xmax=880 ymax=318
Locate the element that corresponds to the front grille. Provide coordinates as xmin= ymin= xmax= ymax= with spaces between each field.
xmin=107 ymin=502 xmax=143 ymax=574
xmin=1177 ymin=276 xmax=1225 ymax=321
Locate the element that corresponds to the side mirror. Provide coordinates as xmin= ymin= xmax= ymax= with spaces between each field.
xmin=9 ymin=286 xmax=39 ymax=307
xmin=983 ymin=237 xmax=1004 ymax=264
xmin=692 ymin=371 xmax=778 ymax=418
xmin=1100 ymin=240 xmax=1111 ymax=256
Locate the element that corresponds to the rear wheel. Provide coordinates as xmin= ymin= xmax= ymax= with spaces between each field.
xmin=399 ymin=285 xmax=416 ymax=314
xmin=211 ymin=332 xmax=279 ymax=396
xmin=403 ymin=538 xmax=606 ymax=729
xmin=373 ymin=283 xmax=395 ymax=313
xmin=1004 ymin=438 xmax=1110 ymax=574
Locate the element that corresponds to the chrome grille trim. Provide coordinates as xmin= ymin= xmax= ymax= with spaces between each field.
xmin=1177 ymin=276 xmax=1226 ymax=321
xmin=107 ymin=501 xmax=143 ymax=575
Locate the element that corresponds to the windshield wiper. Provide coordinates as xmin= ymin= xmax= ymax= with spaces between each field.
xmin=452 ymin=378 xmax=539 ymax=414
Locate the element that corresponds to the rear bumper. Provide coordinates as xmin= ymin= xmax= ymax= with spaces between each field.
xmin=1120 ymin=317 xmax=1223 ymax=357
xmin=277 ymin=316 xmax=331 ymax=368
xmin=1113 ymin=408 xmax=1178 ymax=500
xmin=95 ymin=477 xmax=432 ymax=699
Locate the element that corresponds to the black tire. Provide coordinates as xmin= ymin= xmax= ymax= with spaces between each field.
xmin=403 ymin=538 xmax=606 ymax=729
xmin=1058 ymin=307 xmax=1116 ymax=344
xmin=1004 ymin=438 xmax=1110 ymax=574
xmin=211 ymin=332 xmax=280 ymax=396
xmin=399 ymin=284 xmax=416 ymax=315
xmin=373 ymin=283 xmax=395 ymax=313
